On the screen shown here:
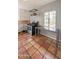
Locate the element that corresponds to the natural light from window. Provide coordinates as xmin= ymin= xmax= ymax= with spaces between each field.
xmin=44 ymin=10 xmax=56 ymax=31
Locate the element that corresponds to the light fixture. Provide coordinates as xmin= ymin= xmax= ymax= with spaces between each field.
xmin=29 ymin=9 xmax=39 ymax=16
xmin=29 ymin=9 xmax=38 ymax=12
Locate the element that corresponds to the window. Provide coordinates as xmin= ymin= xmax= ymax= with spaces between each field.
xmin=44 ymin=11 xmax=56 ymax=31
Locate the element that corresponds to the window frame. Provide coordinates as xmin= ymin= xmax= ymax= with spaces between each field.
xmin=44 ymin=11 xmax=56 ymax=31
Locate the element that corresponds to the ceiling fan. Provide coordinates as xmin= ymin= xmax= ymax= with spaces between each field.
xmin=29 ymin=9 xmax=39 ymax=16
xmin=29 ymin=9 xmax=38 ymax=12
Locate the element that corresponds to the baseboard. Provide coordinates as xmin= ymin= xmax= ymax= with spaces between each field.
xmin=40 ymin=33 xmax=56 ymax=40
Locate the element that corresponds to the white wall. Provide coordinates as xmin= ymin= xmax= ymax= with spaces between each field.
xmin=30 ymin=16 xmax=40 ymax=23
xmin=18 ymin=9 xmax=30 ymax=32
xmin=38 ymin=0 xmax=61 ymax=40
xmin=19 ymin=9 xmax=30 ymax=20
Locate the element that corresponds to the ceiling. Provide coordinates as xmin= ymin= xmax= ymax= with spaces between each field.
xmin=19 ymin=0 xmax=56 ymax=10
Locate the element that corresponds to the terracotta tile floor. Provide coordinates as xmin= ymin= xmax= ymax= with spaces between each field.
xmin=18 ymin=32 xmax=61 ymax=59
